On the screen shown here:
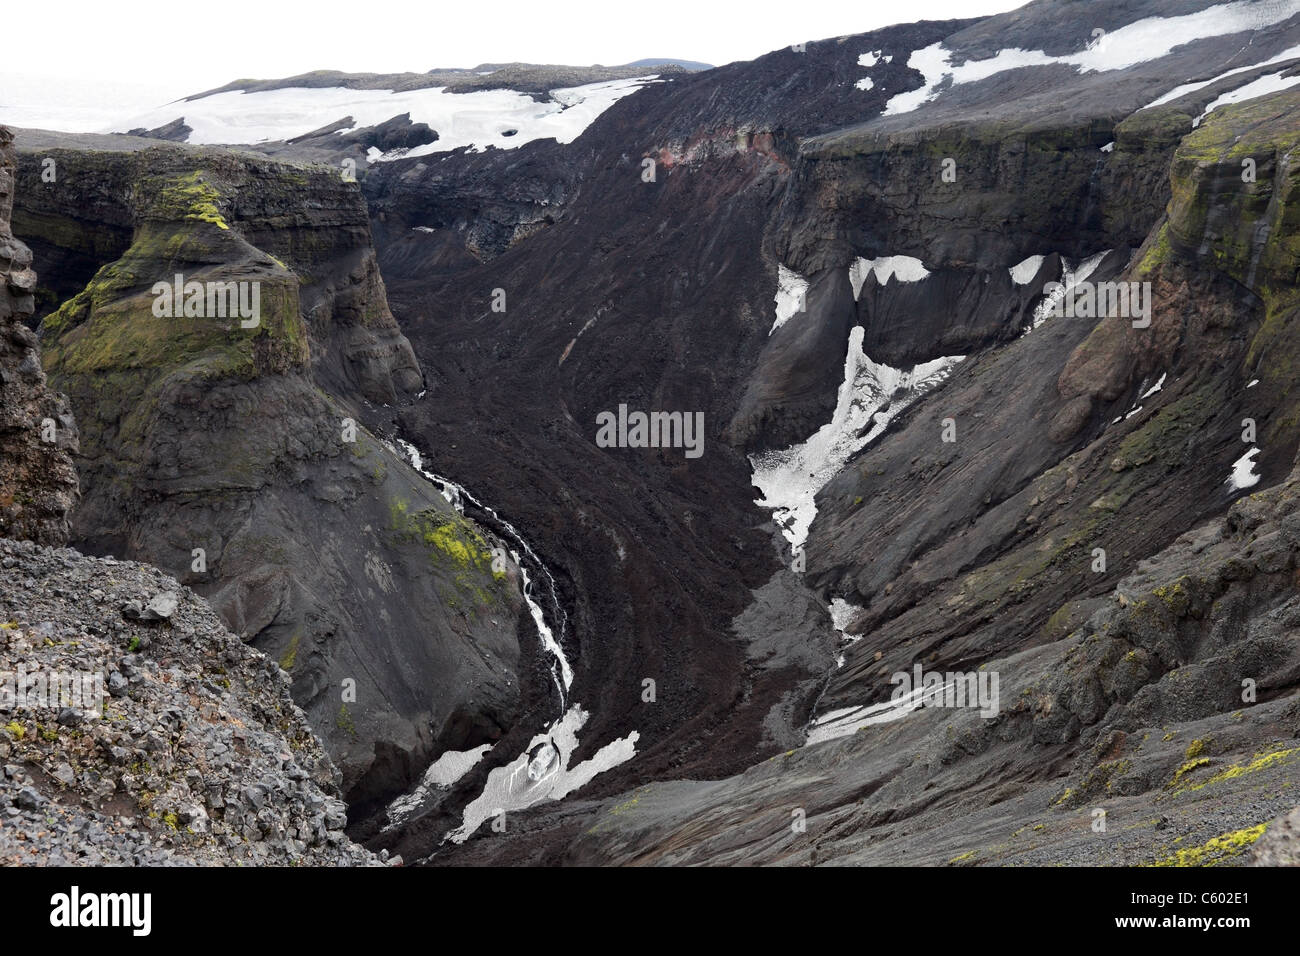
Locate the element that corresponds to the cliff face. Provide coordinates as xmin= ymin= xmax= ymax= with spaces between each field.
xmin=19 ymin=146 xmax=422 ymax=406
xmin=13 ymin=141 xmax=524 ymax=814
xmin=424 ymin=85 xmax=1300 ymax=868
xmin=807 ymin=89 xmax=1300 ymax=707
xmin=0 ymin=126 xmax=78 ymax=546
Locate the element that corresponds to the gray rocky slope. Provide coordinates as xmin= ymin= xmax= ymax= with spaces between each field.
xmin=0 ymin=537 xmax=382 ymax=865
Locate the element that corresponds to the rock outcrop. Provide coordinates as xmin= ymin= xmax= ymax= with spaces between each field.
xmin=0 ymin=126 xmax=77 ymax=547
xmin=1253 ymin=807 xmax=1300 ymax=866
xmin=0 ymin=537 xmax=381 ymax=865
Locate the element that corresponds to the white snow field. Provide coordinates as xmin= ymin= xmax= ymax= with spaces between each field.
xmin=0 ymin=71 xmax=189 ymax=133
xmin=109 ymin=76 xmax=659 ymax=158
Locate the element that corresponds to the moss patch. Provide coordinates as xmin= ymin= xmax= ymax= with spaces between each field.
xmin=1180 ymin=744 xmax=1300 ymax=793
xmin=279 ymin=633 xmax=301 ymax=672
xmin=150 ymin=171 xmax=230 ymax=230
xmin=1148 ymin=823 xmax=1268 ymax=867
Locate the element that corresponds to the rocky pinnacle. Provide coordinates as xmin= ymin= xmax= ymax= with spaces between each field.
xmin=0 ymin=125 xmax=78 ymax=546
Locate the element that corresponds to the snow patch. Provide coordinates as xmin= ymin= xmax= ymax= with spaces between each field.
xmin=828 ymin=598 xmax=863 ymax=670
xmin=448 ymin=704 xmax=639 ymax=843
xmin=856 ymin=50 xmax=882 ymax=89
xmin=1228 ymin=447 xmax=1262 ymax=490
xmin=1009 ymin=254 xmax=1045 ymax=285
xmin=805 ymin=682 xmax=942 ymax=745
xmin=771 ymin=264 xmax=810 ymax=334
xmin=850 ymin=256 xmax=931 ymax=295
xmin=1100 ymin=141 xmax=1115 ymax=152
xmin=384 ymin=744 xmax=492 ymax=828
xmin=829 ymin=597 xmax=862 ymax=636
xmin=1030 ymin=251 xmax=1109 ymax=330
xmin=1143 ymin=42 xmax=1300 ymax=110
xmin=751 ymin=325 xmax=962 ymax=551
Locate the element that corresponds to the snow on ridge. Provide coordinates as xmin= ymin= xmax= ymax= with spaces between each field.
xmin=771 ymin=264 xmax=810 ymax=335
xmin=1143 ymin=42 xmax=1300 ymax=110
xmin=883 ymin=1 xmax=1300 ymax=116
xmin=1195 ymin=69 xmax=1300 ymax=125
xmin=109 ymin=76 xmax=659 ymax=159
xmin=751 ymin=324 xmax=962 ymax=551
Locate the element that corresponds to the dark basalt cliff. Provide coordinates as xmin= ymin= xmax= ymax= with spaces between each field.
xmin=13 ymin=142 xmax=526 ymax=816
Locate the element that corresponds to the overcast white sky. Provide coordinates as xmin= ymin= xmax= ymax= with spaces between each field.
xmin=1 ymin=0 xmax=1025 ymax=112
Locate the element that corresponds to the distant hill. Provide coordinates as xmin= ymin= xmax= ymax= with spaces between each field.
xmin=186 ymin=61 xmax=700 ymax=101
xmin=622 ymin=57 xmax=714 ymax=70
